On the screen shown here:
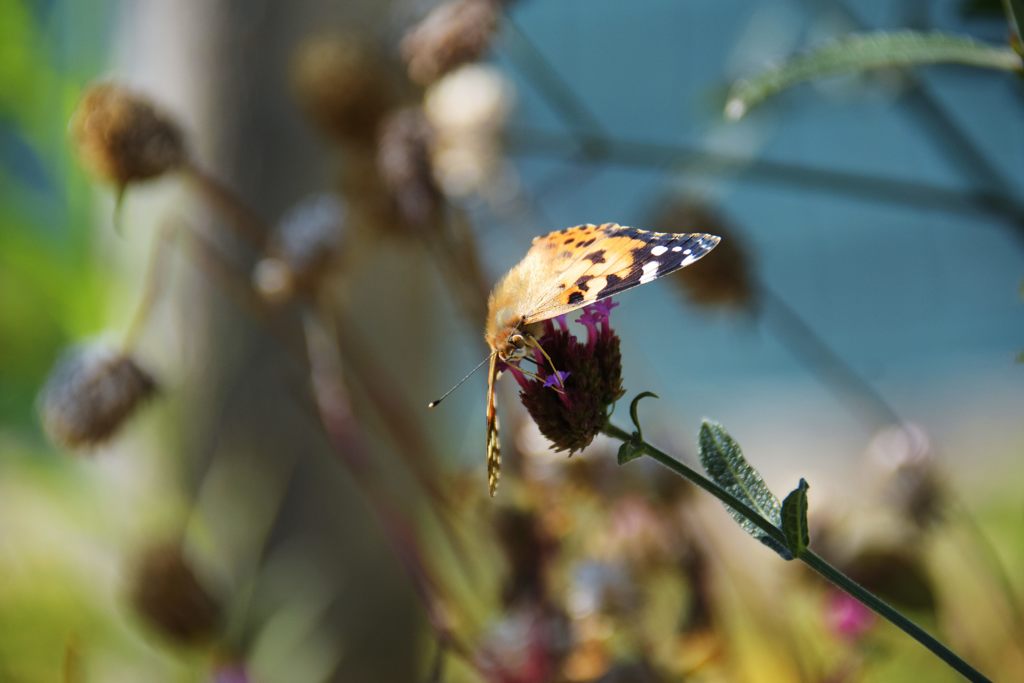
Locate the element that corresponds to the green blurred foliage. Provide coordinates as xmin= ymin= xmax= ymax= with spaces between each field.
xmin=0 ymin=0 xmax=113 ymax=437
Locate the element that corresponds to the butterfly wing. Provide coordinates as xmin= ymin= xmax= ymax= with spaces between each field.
xmin=485 ymin=353 xmax=501 ymax=497
xmin=522 ymin=223 xmax=720 ymax=325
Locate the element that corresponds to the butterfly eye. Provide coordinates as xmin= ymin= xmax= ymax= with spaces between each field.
xmin=509 ymin=334 xmax=525 ymax=348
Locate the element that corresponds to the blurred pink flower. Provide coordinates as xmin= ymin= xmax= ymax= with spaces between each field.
xmin=826 ymin=590 xmax=875 ymax=642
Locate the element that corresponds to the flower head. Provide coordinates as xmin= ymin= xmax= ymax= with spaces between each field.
xmin=291 ymin=34 xmax=394 ymax=144
xmin=70 ymin=83 xmax=186 ymax=188
xmin=377 ymin=107 xmax=443 ymax=228
xmin=254 ymin=194 xmax=347 ymax=302
xmin=39 ymin=343 xmax=157 ymax=449
xmin=510 ymin=301 xmax=624 ymax=454
xmin=130 ymin=540 xmax=222 ymax=647
xmin=652 ymin=198 xmax=754 ymax=310
xmin=424 ymin=64 xmax=514 ymax=198
xmin=401 ymin=0 xmax=501 ymax=86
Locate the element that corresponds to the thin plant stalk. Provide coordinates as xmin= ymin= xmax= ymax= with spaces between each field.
xmin=505 ymin=127 xmax=1024 ymax=247
xmin=601 ymin=422 xmax=992 ymax=683
xmin=122 ymin=221 xmax=179 ymax=352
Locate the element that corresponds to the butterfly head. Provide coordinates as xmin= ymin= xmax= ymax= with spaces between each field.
xmin=487 ymin=308 xmax=530 ymax=363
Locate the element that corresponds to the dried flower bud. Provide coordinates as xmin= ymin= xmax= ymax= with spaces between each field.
xmin=401 ymin=0 xmax=501 ymax=86
xmin=510 ymin=300 xmax=624 ymax=454
xmin=652 ymin=199 xmax=754 ymax=310
xmin=255 ymin=194 xmax=347 ymax=300
xmin=130 ymin=541 xmax=221 ymax=646
xmin=377 ymin=107 xmax=443 ymax=227
xmin=292 ymin=34 xmax=393 ymax=144
xmin=868 ymin=423 xmax=946 ymax=530
xmin=39 ymin=343 xmax=157 ymax=449
xmin=70 ymin=83 xmax=186 ymax=187
xmin=424 ymin=64 xmax=514 ymax=197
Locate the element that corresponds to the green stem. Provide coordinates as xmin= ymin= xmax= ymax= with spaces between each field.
xmin=800 ymin=551 xmax=988 ymax=682
xmin=601 ymin=422 xmax=991 ymax=683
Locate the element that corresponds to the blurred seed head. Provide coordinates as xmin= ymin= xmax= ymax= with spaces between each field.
xmin=130 ymin=540 xmax=222 ymax=647
xmin=254 ymin=194 xmax=347 ymax=301
xmin=377 ymin=107 xmax=443 ymax=227
xmin=292 ymin=34 xmax=394 ymax=144
xmin=867 ymin=423 xmax=947 ymax=530
xmin=39 ymin=343 xmax=157 ymax=449
xmin=424 ymin=64 xmax=513 ymax=197
xmin=401 ymin=0 xmax=501 ymax=86
xmin=651 ymin=198 xmax=755 ymax=310
xmin=513 ymin=302 xmax=625 ymax=454
xmin=70 ymin=83 xmax=187 ymax=187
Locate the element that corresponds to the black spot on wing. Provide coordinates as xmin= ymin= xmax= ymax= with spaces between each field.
xmin=584 ymin=250 xmax=606 ymax=264
xmin=567 ymin=291 xmax=585 ymax=305
xmin=575 ymin=276 xmax=591 ymax=291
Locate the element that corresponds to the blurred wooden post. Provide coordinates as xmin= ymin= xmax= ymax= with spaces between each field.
xmin=115 ymin=1 xmax=421 ymax=680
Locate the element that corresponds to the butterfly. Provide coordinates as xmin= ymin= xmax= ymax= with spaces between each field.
xmin=483 ymin=222 xmax=720 ymax=495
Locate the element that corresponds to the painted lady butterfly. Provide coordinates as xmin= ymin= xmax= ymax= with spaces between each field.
xmin=483 ymin=222 xmax=720 ymax=495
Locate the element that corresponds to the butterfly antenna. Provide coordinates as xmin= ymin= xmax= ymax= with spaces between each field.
xmin=428 ymin=352 xmax=494 ymax=408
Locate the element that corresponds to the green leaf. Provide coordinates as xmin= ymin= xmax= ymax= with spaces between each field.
xmin=617 ymin=438 xmax=644 ymax=465
xmin=628 ymin=391 xmax=658 ymax=437
xmin=698 ymin=421 xmax=790 ymax=558
xmin=726 ymin=31 xmax=1023 ymax=120
xmin=781 ymin=479 xmax=810 ymax=559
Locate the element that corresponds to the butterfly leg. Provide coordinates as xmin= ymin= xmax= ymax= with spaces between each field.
xmin=524 ymin=334 xmax=566 ymax=389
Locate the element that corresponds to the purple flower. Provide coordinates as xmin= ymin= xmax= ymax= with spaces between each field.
xmin=541 ymin=371 xmax=571 ymax=390
xmin=510 ymin=300 xmax=625 ymax=453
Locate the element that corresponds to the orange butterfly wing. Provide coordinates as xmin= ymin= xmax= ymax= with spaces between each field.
xmin=521 ymin=223 xmax=720 ymax=324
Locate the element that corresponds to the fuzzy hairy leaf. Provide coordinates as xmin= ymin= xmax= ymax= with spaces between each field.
xmin=781 ymin=479 xmax=810 ymax=559
xmin=698 ymin=421 xmax=789 ymax=558
xmin=726 ymin=31 xmax=1022 ymax=119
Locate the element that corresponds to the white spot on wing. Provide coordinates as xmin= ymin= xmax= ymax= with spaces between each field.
xmin=651 ymin=245 xmax=668 ymax=256
xmin=639 ymin=261 xmax=660 ymax=284
xmin=683 ymin=248 xmax=691 ymax=255
xmin=671 ymin=246 xmax=682 ymax=252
